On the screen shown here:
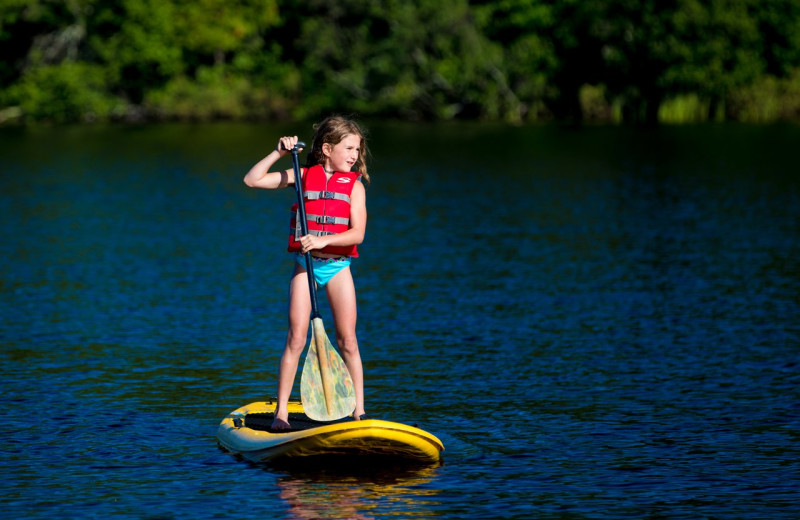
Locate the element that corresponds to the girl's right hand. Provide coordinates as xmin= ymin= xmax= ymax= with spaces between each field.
xmin=275 ymin=136 xmax=302 ymax=156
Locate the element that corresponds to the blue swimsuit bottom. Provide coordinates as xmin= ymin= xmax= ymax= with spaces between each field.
xmin=295 ymin=254 xmax=351 ymax=287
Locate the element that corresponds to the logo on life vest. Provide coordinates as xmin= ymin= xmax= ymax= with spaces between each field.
xmin=336 ymin=177 xmax=352 ymax=183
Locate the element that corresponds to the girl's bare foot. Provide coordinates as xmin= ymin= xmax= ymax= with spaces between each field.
xmin=271 ymin=416 xmax=291 ymax=430
xmin=270 ymin=410 xmax=292 ymax=430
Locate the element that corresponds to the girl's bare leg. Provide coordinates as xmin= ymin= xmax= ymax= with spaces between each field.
xmin=325 ymin=266 xmax=366 ymax=419
xmin=272 ymin=265 xmax=311 ymax=429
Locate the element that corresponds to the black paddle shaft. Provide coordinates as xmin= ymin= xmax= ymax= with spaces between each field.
xmin=289 ymin=142 xmax=322 ymax=320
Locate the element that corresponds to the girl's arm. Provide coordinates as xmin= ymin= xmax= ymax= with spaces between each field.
xmin=299 ymin=181 xmax=367 ymax=253
xmin=243 ymin=136 xmax=301 ymax=189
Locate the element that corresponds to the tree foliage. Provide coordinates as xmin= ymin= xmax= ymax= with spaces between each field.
xmin=1 ymin=0 xmax=799 ymax=124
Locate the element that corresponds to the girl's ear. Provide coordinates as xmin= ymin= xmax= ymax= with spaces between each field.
xmin=321 ymin=143 xmax=332 ymax=157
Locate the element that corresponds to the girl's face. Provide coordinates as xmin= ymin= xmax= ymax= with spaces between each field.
xmin=323 ymin=134 xmax=361 ymax=172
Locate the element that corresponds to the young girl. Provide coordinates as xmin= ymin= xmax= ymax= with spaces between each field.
xmin=243 ymin=116 xmax=370 ymax=430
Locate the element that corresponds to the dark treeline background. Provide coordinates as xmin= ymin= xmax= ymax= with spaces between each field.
xmin=2 ymin=0 xmax=799 ymax=125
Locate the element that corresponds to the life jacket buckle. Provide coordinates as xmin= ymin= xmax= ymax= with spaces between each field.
xmin=320 ymin=190 xmax=335 ymax=199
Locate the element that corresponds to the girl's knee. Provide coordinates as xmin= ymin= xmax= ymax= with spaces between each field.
xmin=286 ymin=330 xmax=308 ymax=353
xmin=337 ymin=335 xmax=359 ymax=357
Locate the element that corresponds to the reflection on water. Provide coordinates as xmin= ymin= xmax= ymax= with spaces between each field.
xmin=274 ymin=462 xmax=441 ymax=519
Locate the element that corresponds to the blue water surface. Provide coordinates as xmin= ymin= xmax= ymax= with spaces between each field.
xmin=1 ymin=122 xmax=798 ymax=519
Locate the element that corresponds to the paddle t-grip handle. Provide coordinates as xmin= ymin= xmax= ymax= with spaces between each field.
xmin=280 ymin=140 xmax=306 ymax=151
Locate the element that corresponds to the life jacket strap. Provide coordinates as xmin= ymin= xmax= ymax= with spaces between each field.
xmin=309 ymin=212 xmax=349 ymax=226
xmin=290 ymin=211 xmax=349 ymax=226
xmin=291 ymin=226 xmax=338 ymax=239
xmin=304 ymin=190 xmax=351 ymax=203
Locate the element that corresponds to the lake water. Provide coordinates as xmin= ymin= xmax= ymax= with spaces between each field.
xmin=1 ymin=121 xmax=798 ymax=519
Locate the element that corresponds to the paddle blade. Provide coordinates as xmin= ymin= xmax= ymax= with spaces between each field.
xmin=300 ymin=317 xmax=356 ymax=421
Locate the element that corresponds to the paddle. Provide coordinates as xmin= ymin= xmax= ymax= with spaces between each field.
xmin=288 ymin=142 xmax=356 ymax=421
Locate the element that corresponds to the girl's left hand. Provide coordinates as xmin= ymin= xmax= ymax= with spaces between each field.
xmin=276 ymin=135 xmax=301 ymax=156
xmin=299 ymin=234 xmax=326 ymax=253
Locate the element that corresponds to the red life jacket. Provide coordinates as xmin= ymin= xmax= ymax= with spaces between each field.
xmin=288 ymin=164 xmax=361 ymax=257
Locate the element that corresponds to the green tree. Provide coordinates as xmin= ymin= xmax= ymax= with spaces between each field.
xmin=88 ymin=0 xmax=184 ymax=105
xmin=2 ymin=0 xmax=800 ymax=124
xmin=754 ymin=0 xmax=800 ymax=77
xmin=141 ymin=0 xmax=283 ymax=119
xmin=0 ymin=0 xmax=107 ymax=121
xmin=659 ymin=0 xmax=763 ymax=120
xmin=0 ymin=0 xmax=91 ymax=86
xmin=284 ymin=0 xmax=508 ymax=121
xmin=470 ymin=0 xmax=558 ymax=121
xmin=5 ymin=61 xmax=120 ymax=122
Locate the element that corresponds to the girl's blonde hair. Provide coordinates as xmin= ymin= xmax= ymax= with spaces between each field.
xmin=305 ymin=116 xmax=370 ymax=184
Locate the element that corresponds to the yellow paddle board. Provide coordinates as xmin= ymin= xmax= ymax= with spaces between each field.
xmin=217 ymin=400 xmax=444 ymax=463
